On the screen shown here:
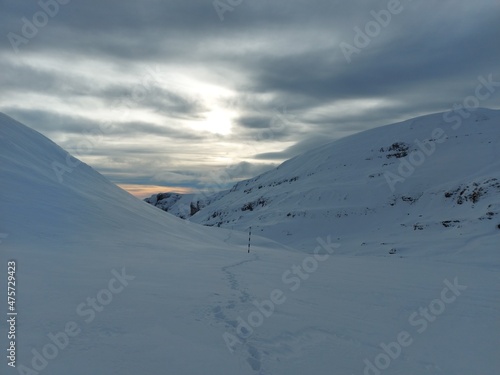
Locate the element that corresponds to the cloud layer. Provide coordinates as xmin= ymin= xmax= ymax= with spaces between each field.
xmin=1 ymin=0 xmax=499 ymax=196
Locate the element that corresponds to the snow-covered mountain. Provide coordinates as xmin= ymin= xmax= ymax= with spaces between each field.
xmin=0 ymin=113 xmax=289 ymax=374
xmin=1 ymin=112 xmax=499 ymax=375
xmin=147 ymin=108 xmax=500 ymax=258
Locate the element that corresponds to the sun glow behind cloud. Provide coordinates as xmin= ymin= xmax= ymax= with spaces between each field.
xmin=199 ymin=108 xmax=234 ymax=135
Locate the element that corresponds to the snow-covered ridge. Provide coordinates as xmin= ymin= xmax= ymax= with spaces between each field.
xmin=0 ymin=112 xmax=296 ymax=374
xmin=146 ymin=108 xmax=500 ymax=256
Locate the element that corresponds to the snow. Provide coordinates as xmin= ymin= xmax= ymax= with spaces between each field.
xmin=1 ymin=112 xmax=499 ymax=374
xmin=151 ymin=109 xmax=500 ymax=262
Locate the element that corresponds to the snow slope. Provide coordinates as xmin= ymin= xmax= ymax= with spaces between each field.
xmin=148 ymin=109 xmax=500 ymax=261
xmin=1 ymin=113 xmax=499 ymax=375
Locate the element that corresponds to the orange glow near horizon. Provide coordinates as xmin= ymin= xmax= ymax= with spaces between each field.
xmin=118 ymin=184 xmax=195 ymax=199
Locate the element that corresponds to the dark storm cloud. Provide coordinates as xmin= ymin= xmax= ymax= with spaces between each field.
xmin=237 ymin=115 xmax=271 ymax=129
xmin=4 ymin=109 xmax=204 ymax=140
xmin=1 ymin=0 xmax=499 ymax=193
xmin=0 ymin=59 xmax=205 ymax=120
xmin=240 ymin=10 xmax=500 ymax=106
xmin=0 ymin=60 xmax=87 ymax=94
xmin=232 ymin=115 xmax=299 ymax=143
xmin=99 ymin=85 xmax=206 ymax=119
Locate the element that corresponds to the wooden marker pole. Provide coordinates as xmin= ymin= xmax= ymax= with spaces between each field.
xmin=247 ymin=226 xmax=252 ymax=253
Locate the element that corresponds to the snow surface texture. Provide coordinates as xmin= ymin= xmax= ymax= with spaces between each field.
xmin=1 ymin=112 xmax=499 ymax=375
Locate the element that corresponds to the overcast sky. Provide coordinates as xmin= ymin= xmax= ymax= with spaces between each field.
xmin=1 ymin=0 xmax=499 ymax=197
